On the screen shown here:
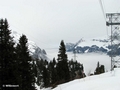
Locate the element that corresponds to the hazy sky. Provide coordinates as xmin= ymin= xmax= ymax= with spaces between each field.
xmin=0 ymin=0 xmax=120 ymax=49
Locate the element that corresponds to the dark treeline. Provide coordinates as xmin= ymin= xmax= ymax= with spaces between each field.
xmin=35 ymin=40 xmax=85 ymax=88
xmin=35 ymin=59 xmax=85 ymax=88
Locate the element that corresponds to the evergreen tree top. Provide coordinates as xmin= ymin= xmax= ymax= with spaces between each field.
xmin=59 ymin=40 xmax=66 ymax=52
xmin=57 ymin=40 xmax=68 ymax=61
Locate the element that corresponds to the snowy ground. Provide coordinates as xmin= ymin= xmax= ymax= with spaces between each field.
xmin=53 ymin=68 xmax=120 ymax=90
xmin=36 ymin=68 xmax=120 ymax=90
xmin=46 ymin=48 xmax=111 ymax=75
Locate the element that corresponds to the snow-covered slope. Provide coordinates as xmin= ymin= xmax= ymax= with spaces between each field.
xmin=53 ymin=68 xmax=120 ymax=90
xmin=11 ymin=31 xmax=49 ymax=61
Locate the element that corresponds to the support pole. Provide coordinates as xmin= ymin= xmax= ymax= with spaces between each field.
xmin=106 ymin=13 xmax=120 ymax=70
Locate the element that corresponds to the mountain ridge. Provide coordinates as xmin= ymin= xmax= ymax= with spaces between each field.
xmin=11 ymin=31 xmax=49 ymax=61
xmin=66 ymin=37 xmax=111 ymax=54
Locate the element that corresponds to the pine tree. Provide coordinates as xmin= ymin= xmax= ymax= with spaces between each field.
xmin=94 ymin=62 xmax=105 ymax=75
xmin=16 ymin=34 xmax=35 ymax=90
xmin=36 ymin=59 xmax=44 ymax=86
xmin=0 ymin=19 xmax=17 ymax=90
xmin=100 ymin=65 xmax=105 ymax=73
xmin=94 ymin=62 xmax=100 ymax=75
xmin=51 ymin=58 xmax=57 ymax=84
xmin=69 ymin=60 xmax=85 ymax=80
xmin=43 ymin=65 xmax=49 ymax=87
xmin=48 ymin=58 xmax=57 ymax=85
xmin=69 ymin=59 xmax=75 ymax=80
xmin=56 ymin=40 xmax=70 ymax=83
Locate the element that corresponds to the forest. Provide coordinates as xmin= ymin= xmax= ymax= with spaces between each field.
xmin=0 ymin=19 xmax=105 ymax=90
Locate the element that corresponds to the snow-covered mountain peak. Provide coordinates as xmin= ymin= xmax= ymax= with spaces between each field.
xmin=11 ymin=30 xmax=49 ymax=61
xmin=78 ymin=38 xmax=109 ymax=47
xmin=66 ymin=36 xmax=111 ymax=54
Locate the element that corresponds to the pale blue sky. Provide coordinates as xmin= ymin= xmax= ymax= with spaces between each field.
xmin=0 ymin=0 xmax=120 ymax=48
